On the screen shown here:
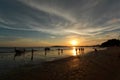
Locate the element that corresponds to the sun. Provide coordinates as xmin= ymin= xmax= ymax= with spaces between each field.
xmin=71 ymin=40 xmax=78 ymax=46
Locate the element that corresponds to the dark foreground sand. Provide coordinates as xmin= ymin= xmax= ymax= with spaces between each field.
xmin=1 ymin=47 xmax=120 ymax=80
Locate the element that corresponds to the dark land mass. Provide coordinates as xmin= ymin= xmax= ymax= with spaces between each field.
xmin=101 ymin=39 xmax=120 ymax=47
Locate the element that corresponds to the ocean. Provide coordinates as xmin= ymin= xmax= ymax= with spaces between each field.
xmin=0 ymin=46 xmax=97 ymax=75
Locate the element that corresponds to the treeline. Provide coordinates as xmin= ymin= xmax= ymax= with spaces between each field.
xmin=100 ymin=39 xmax=120 ymax=47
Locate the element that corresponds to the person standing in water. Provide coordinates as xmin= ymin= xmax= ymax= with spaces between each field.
xmin=79 ymin=48 xmax=80 ymax=52
xmin=94 ymin=48 xmax=97 ymax=52
xmin=31 ymin=49 xmax=34 ymax=61
xmin=44 ymin=48 xmax=47 ymax=56
xmin=61 ymin=49 xmax=63 ymax=54
xmin=58 ymin=48 xmax=61 ymax=55
xmin=75 ymin=48 xmax=77 ymax=55
xmin=81 ymin=48 xmax=84 ymax=54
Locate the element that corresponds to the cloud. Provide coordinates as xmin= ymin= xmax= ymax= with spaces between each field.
xmin=19 ymin=0 xmax=76 ymax=22
xmin=0 ymin=0 xmax=120 ymax=38
xmin=0 ymin=36 xmax=52 ymax=47
xmin=0 ymin=36 xmax=22 ymax=41
xmin=50 ymin=36 xmax=56 ymax=39
xmin=106 ymin=18 xmax=120 ymax=24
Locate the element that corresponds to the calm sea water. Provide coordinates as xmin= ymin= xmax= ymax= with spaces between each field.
xmin=0 ymin=47 xmax=101 ymax=75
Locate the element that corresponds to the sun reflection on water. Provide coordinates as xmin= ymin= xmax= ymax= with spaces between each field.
xmin=72 ymin=47 xmax=77 ymax=56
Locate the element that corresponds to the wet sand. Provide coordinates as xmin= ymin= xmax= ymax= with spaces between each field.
xmin=1 ymin=47 xmax=120 ymax=80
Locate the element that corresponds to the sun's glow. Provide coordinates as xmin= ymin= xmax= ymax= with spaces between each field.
xmin=71 ymin=40 xmax=78 ymax=46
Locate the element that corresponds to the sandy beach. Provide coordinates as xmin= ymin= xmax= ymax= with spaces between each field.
xmin=1 ymin=47 xmax=120 ymax=80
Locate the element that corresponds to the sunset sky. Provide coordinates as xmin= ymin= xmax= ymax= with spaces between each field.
xmin=0 ymin=0 xmax=120 ymax=47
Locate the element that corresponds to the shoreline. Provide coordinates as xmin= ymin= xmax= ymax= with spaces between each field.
xmin=1 ymin=47 xmax=120 ymax=80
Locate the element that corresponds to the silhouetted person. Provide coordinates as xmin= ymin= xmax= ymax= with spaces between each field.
xmin=78 ymin=48 xmax=81 ymax=55
xmin=79 ymin=48 xmax=81 ymax=52
xmin=23 ymin=48 xmax=26 ymax=53
xmin=44 ymin=47 xmax=50 ymax=56
xmin=14 ymin=47 xmax=17 ymax=60
xmin=81 ymin=48 xmax=84 ymax=54
xmin=14 ymin=48 xmax=26 ymax=60
xmin=82 ymin=48 xmax=84 ymax=52
xmin=31 ymin=49 xmax=34 ymax=61
xmin=58 ymin=48 xmax=61 ymax=55
xmin=44 ymin=48 xmax=47 ymax=56
xmin=94 ymin=48 xmax=97 ymax=52
xmin=75 ymin=48 xmax=77 ymax=55
xmin=23 ymin=48 xmax=26 ymax=57
xmin=61 ymin=49 xmax=63 ymax=54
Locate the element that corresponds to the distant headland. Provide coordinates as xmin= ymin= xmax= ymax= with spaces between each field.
xmin=100 ymin=39 xmax=120 ymax=47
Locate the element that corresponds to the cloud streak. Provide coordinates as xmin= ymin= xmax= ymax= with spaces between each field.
xmin=0 ymin=0 xmax=120 ymax=46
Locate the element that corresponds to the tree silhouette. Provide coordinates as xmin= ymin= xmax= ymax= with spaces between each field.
xmin=101 ymin=39 xmax=120 ymax=47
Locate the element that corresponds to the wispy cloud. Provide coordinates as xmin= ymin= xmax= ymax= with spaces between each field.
xmin=0 ymin=0 xmax=120 ymax=46
xmin=0 ymin=36 xmax=52 ymax=47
